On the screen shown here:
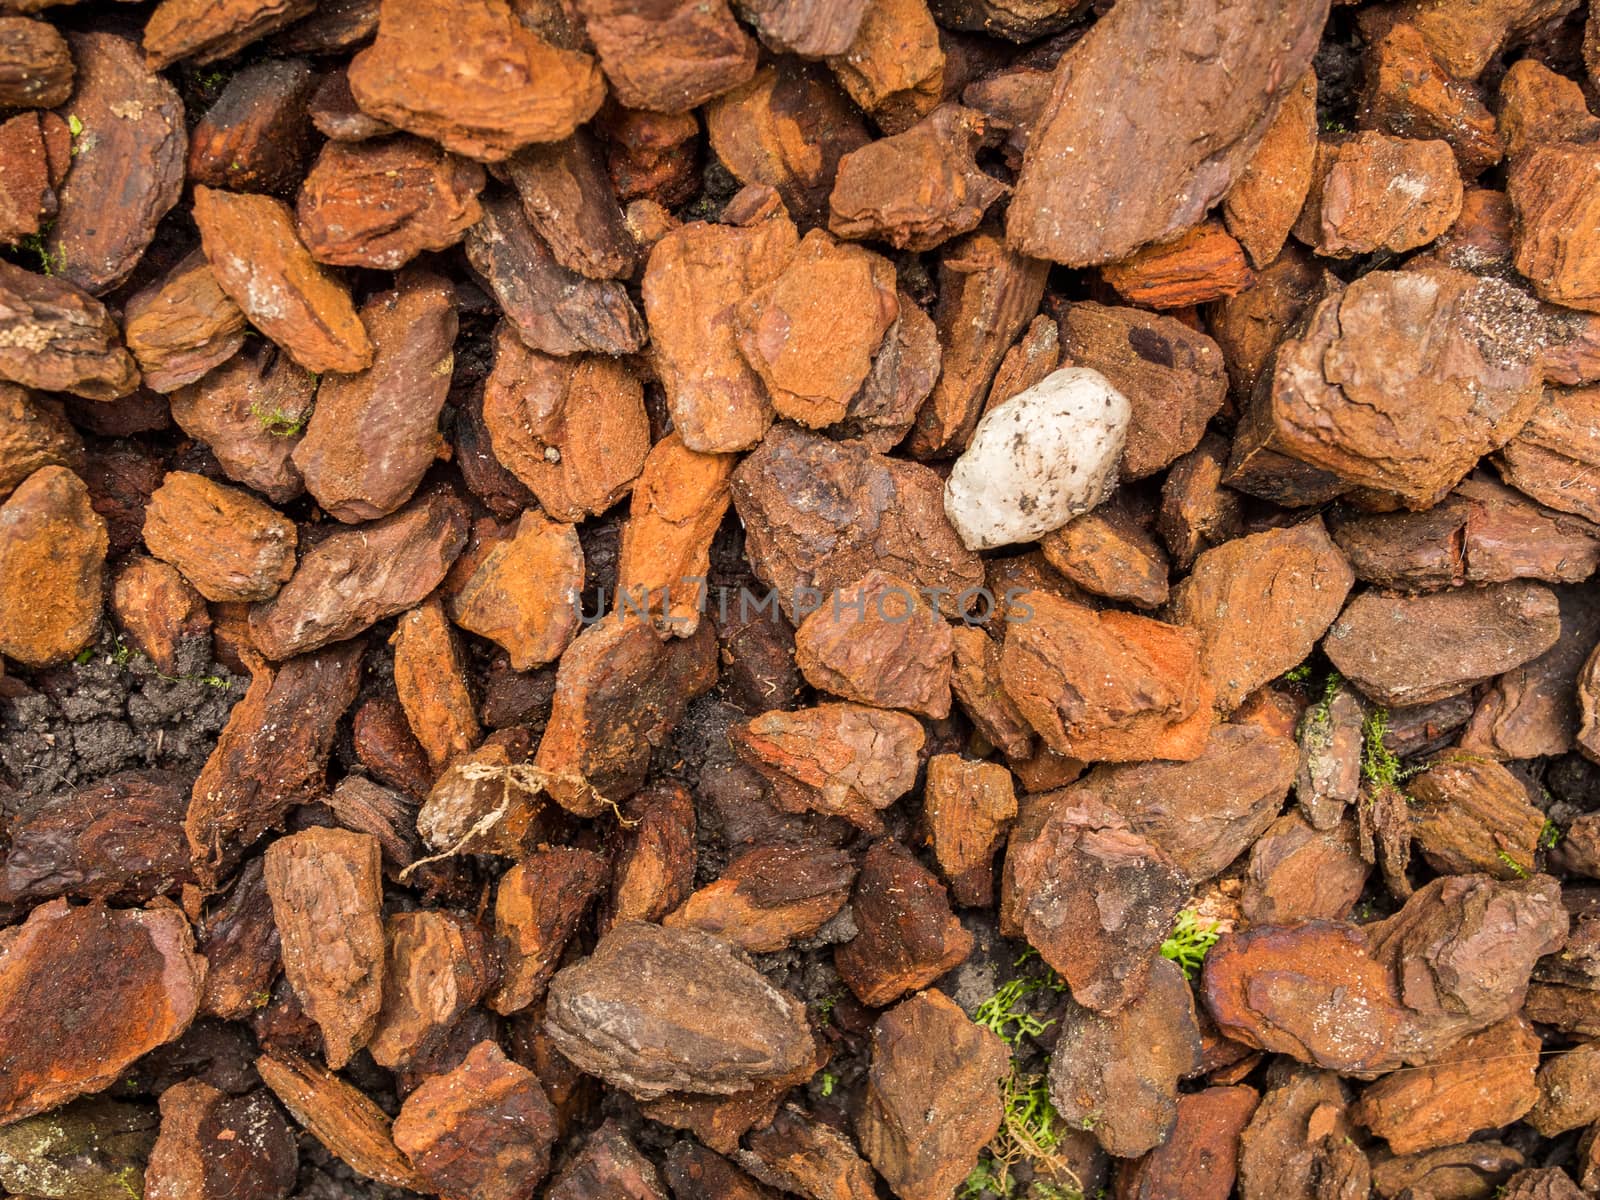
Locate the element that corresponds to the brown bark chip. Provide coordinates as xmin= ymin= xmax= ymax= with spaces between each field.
xmin=855 ymin=990 xmax=1008 ymax=1200
xmin=1225 ymin=69 xmax=1319 ymax=268
xmin=1122 ymin=1085 xmax=1260 ymax=1200
xmin=0 ymin=899 xmax=205 ymax=1125
xmin=186 ymin=57 xmax=317 ymax=194
xmin=297 ymin=137 xmax=485 ymax=270
xmin=450 ymin=511 xmax=584 ymax=670
xmin=466 ymin=192 xmax=645 ymax=358
xmin=0 ymin=768 xmax=193 ymax=905
xmin=1007 ymin=795 xmax=1188 ymax=1013
xmin=826 ymin=0 xmax=944 ymax=133
xmin=123 ymin=250 xmax=248 ymax=395
xmin=544 ymin=920 xmax=816 ymax=1099
xmin=835 ymin=839 xmax=972 ymax=1008
xmin=1362 ymin=23 xmax=1502 ymax=175
xmin=1409 ymin=755 xmax=1547 ymax=879
xmin=1006 ymin=0 xmax=1328 ymax=266
xmin=1000 ymin=592 xmax=1214 ymax=764
xmin=572 ymin=0 xmax=757 ymax=115
xmin=142 ymin=470 xmax=297 ymax=603
xmin=549 ymin=1120 xmax=670 ymax=1200
xmin=256 ymin=1049 xmax=422 ymax=1190
xmin=1294 ymin=131 xmax=1464 ymax=259
xmin=143 ymin=0 xmax=316 ymax=68
xmin=828 ymin=104 xmax=1008 ymax=252
xmin=1048 ymin=955 xmax=1203 ymax=1158
xmin=793 ymin=569 xmax=953 ymax=718
xmin=1058 ymin=301 xmax=1228 ymax=481
xmin=616 ymin=432 xmax=735 ymax=636
xmin=146 ymin=1081 xmax=297 ymax=1200
xmin=1237 ymin=1069 xmax=1370 ymax=1200
xmin=168 ymin=341 xmax=313 ymax=504
xmin=263 ymin=827 xmax=385 ymax=1070
xmin=731 ymin=702 xmax=925 ymax=833
xmin=192 ymin=186 xmax=372 ymax=375
xmin=0 ymin=259 xmax=139 ymax=400
xmin=392 ymin=1041 xmax=558 ymax=1200
xmin=505 ymin=130 xmax=636 ymax=280
xmin=905 ymin=228 xmax=1047 ymax=459
xmin=706 ymin=62 xmax=870 ymax=228
xmin=391 ymin=596 xmax=481 ymax=773
xmin=0 ymin=15 xmax=71 ymax=107
xmin=1168 ymin=519 xmax=1354 ymax=714
xmin=734 ymin=228 xmax=898 ymax=428
xmin=1230 ymin=269 xmax=1546 ymax=510
xmin=0 ymin=385 xmax=79 ymax=498
xmin=731 ymin=423 xmax=983 ymax=620
xmin=1100 ymin=221 xmax=1255 ymax=311
xmin=1352 ymin=1017 xmax=1540 ymax=1154
xmin=347 ymin=0 xmax=604 ymax=161
xmin=186 ymin=640 xmax=364 ymax=883
xmin=606 ymin=782 xmax=698 ymax=931
xmin=534 ymin=613 xmax=718 ymax=815
xmin=666 ymin=842 xmax=854 ymax=951
xmin=1242 ymin=813 xmax=1370 ymax=925
xmin=46 ymin=33 xmax=185 ymax=296
xmin=0 ymin=464 xmax=106 ymax=667
xmin=0 ymin=111 xmax=56 ymax=246
xmin=1510 ymin=141 xmax=1600 ymax=314
xmin=924 ymin=754 xmax=1016 ymax=907
xmin=1324 ymin=580 xmax=1562 ymax=707
xmin=250 ymin=488 xmax=469 ymax=659
xmin=489 ymin=846 xmax=608 ymax=1015
xmin=1498 ymin=386 xmax=1600 ymax=524
xmin=481 ymin=324 xmax=650 ymax=520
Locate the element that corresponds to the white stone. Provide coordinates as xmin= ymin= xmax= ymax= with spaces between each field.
xmin=942 ymin=367 xmax=1130 ymax=551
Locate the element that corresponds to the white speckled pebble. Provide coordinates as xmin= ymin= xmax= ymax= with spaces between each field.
xmin=943 ymin=367 xmax=1131 ymax=551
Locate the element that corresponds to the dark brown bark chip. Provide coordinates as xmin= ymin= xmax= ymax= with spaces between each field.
xmin=466 ymin=191 xmax=645 ymax=357
xmin=1237 ymin=1068 xmax=1370 ymax=1200
xmin=835 ymin=838 xmax=973 ymax=1008
xmin=543 ymin=920 xmax=817 ymax=1099
xmin=490 ymin=846 xmax=609 ymax=1015
xmin=45 ymin=33 xmax=185 ymax=296
xmin=504 ymin=130 xmax=636 ymax=280
xmin=571 ymin=0 xmax=757 ymax=115
xmin=145 ymin=1081 xmax=297 ymax=1200
xmin=186 ymin=57 xmax=318 ymax=195
xmin=185 ymin=640 xmax=365 ymax=884
xmin=739 ymin=1104 xmax=877 ymax=1200
xmin=0 ymin=768 xmax=193 ymax=905
xmin=548 ymin=1120 xmax=668 ymax=1200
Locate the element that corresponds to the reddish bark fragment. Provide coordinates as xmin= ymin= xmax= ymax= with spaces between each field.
xmin=666 ymin=842 xmax=854 ymax=952
xmin=142 ymin=470 xmax=297 ymax=603
xmin=572 ymin=0 xmax=757 ymax=114
xmin=297 ymin=137 xmax=485 ymax=269
xmin=123 ymin=250 xmax=248 ymax=395
xmin=490 ymin=847 xmax=608 ymax=1014
xmin=192 ymin=186 xmax=372 ymax=375
xmin=0 ymin=464 xmax=106 ymax=667
xmin=187 ymin=58 xmax=318 ymax=194
xmin=0 ymin=899 xmax=205 ymax=1125
xmin=393 ymin=1041 xmax=558 ymax=1200
xmin=146 ymin=1082 xmax=297 ymax=1200
xmin=346 ymin=0 xmax=603 ymax=161
xmin=293 ymin=270 xmax=456 ymax=522
xmin=256 ymin=1049 xmax=422 ymax=1190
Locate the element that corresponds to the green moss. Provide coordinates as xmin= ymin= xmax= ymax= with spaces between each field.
xmin=1159 ymin=909 xmax=1220 ymax=980
xmin=1361 ymin=708 xmax=1404 ymax=790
